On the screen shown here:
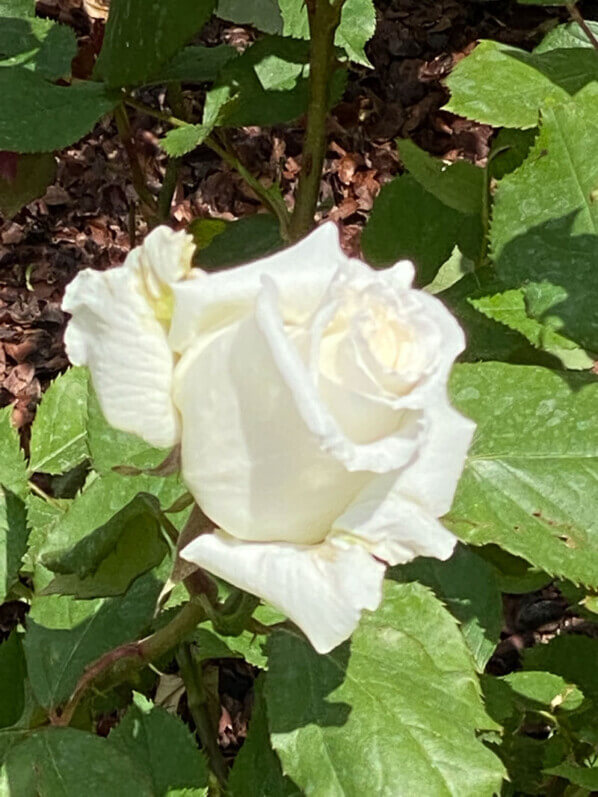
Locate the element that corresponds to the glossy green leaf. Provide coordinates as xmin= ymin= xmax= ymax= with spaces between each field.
xmin=198 ymin=214 xmax=284 ymax=269
xmin=24 ymin=572 xmax=161 ymax=709
xmin=362 ymin=174 xmax=482 ymax=285
xmin=447 ymin=362 xmax=598 ymax=586
xmin=0 ymin=727 xmax=153 ymax=796
xmin=544 ymin=763 xmax=598 ymax=789
xmin=535 ymin=21 xmax=598 ymax=52
xmin=94 ymin=0 xmax=215 ymax=87
xmin=0 ymin=0 xmax=34 ymax=17
xmin=0 ymin=633 xmax=25 ymax=728
xmin=109 ymin=692 xmax=209 ymax=796
xmin=471 ymin=289 xmax=593 ymax=370
xmin=0 ymin=152 xmax=55 ymax=219
xmin=161 ymin=124 xmax=213 ymax=157
xmin=86 ymin=387 xmax=175 ymax=475
xmin=29 ymin=367 xmax=89 ymax=475
xmin=266 ymin=581 xmax=504 ymax=796
xmin=0 ymin=17 xmax=77 ymax=79
xmin=445 ymin=39 xmax=598 ymax=129
xmin=154 ymin=44 xmax=235 ymax=84
xmin=228 ymin=677 xmax=299 ymax=797
xmin=279 ymin=0 xmax=376 ymax=65
xmin=490 ymin=101 xmax=598 ymax=353
xmin=391 ymin=544 xmax=502 ymax=671
xmin=191 ymin=625 xmax=267 ymax=668
xmin=216 ymin=0 xmax=283 ymax=33
xmin=0 ymin=69 xmax=119 ymax=153
xmin=205 ymin=36 xmax=346 ymax=127
xmin=0 ymin=406 xmax=28 ymax=602
xmin=523 ymin=635 xmax=598 ymax=702
xmin=398 ymin=138 xmax=485 ymax=215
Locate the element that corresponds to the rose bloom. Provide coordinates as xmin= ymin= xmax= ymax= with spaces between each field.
xmin=63 ymin=224 xmax=474 ymax=653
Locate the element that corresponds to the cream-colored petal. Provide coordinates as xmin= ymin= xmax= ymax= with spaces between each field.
xmin=332 ymin=476 xmax=457 ymax=565
xmin=63 ymin=265 xmax=179 ymax=448
xmin=181 ymin=530 xmax=385 ymax=654
xmin=125 ymin=225 xmax=196 ymax=298
xmin=169 ymin=222 xmax=351 ymax=352
xmin=391 ymin=401 xmax=476 ymax=517
xmin=173 ymin=307 xmax=369 ymax=545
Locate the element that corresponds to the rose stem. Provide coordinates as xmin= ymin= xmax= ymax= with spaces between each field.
xmin=52 ymin=597 xmax=207 ymax=727
xmin=288 ymin=0 xmax=346 ymax=242
xmin=176 ymin=642 xmax=229 ymax=787
xmin=113 ymin=103 xmax=159 ymax=222
xmin=123 ymin=96 xmax=291 ymax=238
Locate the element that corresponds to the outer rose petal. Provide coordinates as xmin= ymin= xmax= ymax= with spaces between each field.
xmin=62 ymin=227 xmax=194 ymax=448
xmin=180 ymin=530 xmax=385 ymax=654
xmin=169 ymin=222 xmax=354 ymax=353
xmin=332 ymin=477 xmax=457 ymax=565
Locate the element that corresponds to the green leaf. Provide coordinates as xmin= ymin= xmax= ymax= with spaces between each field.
xmin=0 ymin=17 xmax=77 ymax=80
xmin=523 ymin=635 xmax=598 ymax=703
xmin=544 ymin=763 xmax=598 ymax=789
xmin=447 ymin=362 xmax=598 ymax=587
xmin=490 ymin=101 xmax=598 ymax=353
xmin=390 ymin=544 xmax=502 ymax=671
xmin=398 ymin=139 xmax=485 ymax=215
xmin=535 ymin=21 xmax=598 ymax=52
xmin=216 ymin=0 xmax=283 ymax=34
xmin=0 ymin=633 xmax=25 ymax=728
xmin=488 ymin=127 xmax=537 ymax=182
xmin=266 ymin=581 xmax=505 ymax=796
xmin=154 ymin=44 xmax=235 ymax=84
xmin=191 ymin=625 xmax=267 ymax=668
xmin=0 ymin=69 xmax=119 ymax=153
xmin=94 ymin=0 xmax=216 ymax=88
xmin=0 ymin=0 xmax=34 ymax=16
xmin=0 ymin=727 xmax=153 ymax=795
xmin=205 ymin=36 xmax=346 ymax=127
xmin=334 ymin=0 xmax=376 ymax=66
xmin=0 ymin=406 xmax=28 ymax=602
xmin=161 ymin=124 xmax=213 ymax=157
xmin=279 ymin=0 xmax=376 ymax=65
xmin=471 ymin=289 xmax=594 ymax=370
xmin=361 ymin=174 xmax=482 ymax=285
xmin=445 ymin=39 xmax=598 ymax=129
xmin=109 ymin=692 xmax=209 ymax=796
xmin=27 ymin=469 xmax=183 ymax=576
xmin=228 ymin=677 xmax=299 ymax=797
xmin=86 ymin=387 xmax=174 ymax=475
xmin=24 ymin=572 xmax=161 ymax=709
xmin=0 ymin=152 xmax=55 ymax=218
xmin=29 ymin=367 xmax=89 ymax=475
xmin=503 ymin=671 xmax=585 ymax=713
xmin=198 ymin=214 xmax=284 ymax=269
xmin=439 ymin=269 xmax=560 ymax=366
xmin=41 ymin=495 xmax=168 ymax=599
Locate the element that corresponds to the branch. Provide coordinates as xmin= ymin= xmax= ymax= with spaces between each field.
xmin=288 ymin=0 xmax=345 ymax=241
xmin=177 ymin=643 xmax=228 ymax=786
xmin=53 ymin=598 xmax=206 ymax=726
xmin=123 ymin=97 xmax=291 ymax=237
xmin=114 ymin=103 xmax=159 ymax=221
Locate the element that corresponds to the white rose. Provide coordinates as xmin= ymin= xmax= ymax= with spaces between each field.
xmin=63 ymin=223 xmax=475 ymax=654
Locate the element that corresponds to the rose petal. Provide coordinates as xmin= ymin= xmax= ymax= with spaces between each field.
xmin=181 ymin=530 xmax=385 ymax=654
xmin=332 ymin=475 xmax=457 ymax=565
xmin=62 ymin=227 xmax=195 ymax=448
xmin=169 ymin=222 xmax=350 ymax=352
xmin=173 ymin=305 xmax=369 ymax=545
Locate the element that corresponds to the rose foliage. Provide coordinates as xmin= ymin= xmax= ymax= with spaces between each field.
xmin=1 ymin=0 xmax=598 ymax=794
